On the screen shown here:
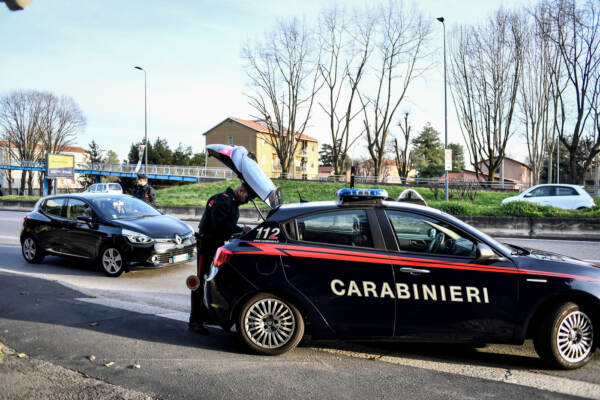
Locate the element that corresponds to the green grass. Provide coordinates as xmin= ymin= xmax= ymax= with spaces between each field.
xmin=0 ymin=195 xmax=41 ymax=201
xmin=3 ymin=180 xmax=598 ymax=218
xmin=156 ymin=179 xmax=599 ymax=218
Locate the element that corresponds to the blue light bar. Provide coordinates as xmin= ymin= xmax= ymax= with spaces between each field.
xmin=336 ymin=188 xmax=389 ymax=199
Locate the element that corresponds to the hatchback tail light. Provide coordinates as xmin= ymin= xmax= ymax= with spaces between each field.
xmin=213 ymin=247 xmax=233 ymax=267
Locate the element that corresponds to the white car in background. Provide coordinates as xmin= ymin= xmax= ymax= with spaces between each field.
xmin=501 ymin=184 xmax=595 ymax=209
xmin=85 ymin=183 xmax=123 ymax=194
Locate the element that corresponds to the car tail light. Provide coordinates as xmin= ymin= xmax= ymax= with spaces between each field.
xmin=213 ymin=247 xmax=233 ymax=267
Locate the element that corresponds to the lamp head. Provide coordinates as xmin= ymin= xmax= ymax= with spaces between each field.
xmin=134 ymin=66 xmax=144 ymax=71
xmin=437 ymin=17 xmax=445 ymax=23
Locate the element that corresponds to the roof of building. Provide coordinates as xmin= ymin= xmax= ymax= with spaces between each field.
xmin=0 ymin=140 xmax=86 ymax=153
xmin=203 ymin=117 xmax=318 ymax=142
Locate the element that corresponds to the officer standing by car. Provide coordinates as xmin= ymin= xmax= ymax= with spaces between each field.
xmin=189 ymin=182 xmax=252 ymax=334
xmin=134 ymin=173 xmax=157 ymax=206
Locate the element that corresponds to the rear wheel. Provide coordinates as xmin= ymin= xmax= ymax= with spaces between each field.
xmin=237 ymin=293 xmax=304 ymax=356
xmin=98 ymin=246 xmax=125 ymax=277
xmin=534 ymin=302 xmax=595 ymax=369
xmin=21 ymin=235 xmax=44 ymax=264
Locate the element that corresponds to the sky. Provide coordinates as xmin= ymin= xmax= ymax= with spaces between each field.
xmin=1 ymin=0 xmax=532 ymax=165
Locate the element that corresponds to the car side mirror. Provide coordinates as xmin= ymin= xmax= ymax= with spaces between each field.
xmin=476 ymin=243 xmax=498 ymax=261
xmin=77 ymin=215 xmax=92 ymax=224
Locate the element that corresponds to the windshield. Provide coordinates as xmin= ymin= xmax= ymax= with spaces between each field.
xmin=439 ymin=212 xmax=513 ymax=256
xmin=89 ymin=196 xmax=161 ymax=220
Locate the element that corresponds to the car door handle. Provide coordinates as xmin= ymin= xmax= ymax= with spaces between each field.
xmin=400 ymin=267 xmax=430 ymax=275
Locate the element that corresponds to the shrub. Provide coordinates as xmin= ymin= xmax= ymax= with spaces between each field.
xmin=435 ymin=201 xmax=471 ymax=216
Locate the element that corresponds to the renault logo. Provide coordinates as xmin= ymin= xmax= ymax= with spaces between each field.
xmin=174 ymin=234 xmax=182 ymax=245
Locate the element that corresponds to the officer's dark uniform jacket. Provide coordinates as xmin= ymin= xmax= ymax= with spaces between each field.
xmin=134 ymin=184 xmax=157 ymax=206
xmin=191 ymin=187 xmax=243 ymax=323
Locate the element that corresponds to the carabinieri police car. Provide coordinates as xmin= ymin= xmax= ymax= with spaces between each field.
xmin=192 ymin=145 xmax=599 ymax=369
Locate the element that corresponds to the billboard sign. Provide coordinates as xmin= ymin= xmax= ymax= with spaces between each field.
xmin=46 ymin=154 xmax=75 ymax=178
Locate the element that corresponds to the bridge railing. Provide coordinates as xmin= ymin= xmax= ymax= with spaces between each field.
xmin=76 ymin=162 xmax=232 ymax=179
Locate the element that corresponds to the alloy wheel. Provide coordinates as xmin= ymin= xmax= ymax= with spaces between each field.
xmin=102 ymin=248 xmax=123 ymax=275
xmin=556 ymin=310 xmax=594 ymax=363
xmin=22 ymin=237 xmax=36 ymax=261
xmin=244 ymin=298 xmax=296 ymax=349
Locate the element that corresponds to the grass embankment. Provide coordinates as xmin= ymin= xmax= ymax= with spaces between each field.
xmin=156 ymin=179 xmax=600 ymax=218
xmin=2 ymin=180 xmax=599 ymax=217
xmin=1 ymin=195 xmax=41 ymax=201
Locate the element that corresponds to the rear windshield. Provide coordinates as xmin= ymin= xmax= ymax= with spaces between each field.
xmin=89 ymin=196 xmax=160 ymax=220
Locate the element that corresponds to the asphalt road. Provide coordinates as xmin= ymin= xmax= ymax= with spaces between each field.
xmin=1 ymin=209 xmax=600 ymax=399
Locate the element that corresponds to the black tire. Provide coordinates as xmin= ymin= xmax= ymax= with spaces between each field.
xmin=237 ymin=292 xmax=304 ymax=356
xmin=534 ymin=302 xmax=595 ymax=369
xmin=98 ymin=246 xmax=125 ymax=277
xmin=21 ymin=235 xmax=45 ymax=264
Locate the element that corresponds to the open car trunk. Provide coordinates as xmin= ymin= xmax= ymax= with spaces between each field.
xmin=207 ymin=144 xmax=281 ymax=209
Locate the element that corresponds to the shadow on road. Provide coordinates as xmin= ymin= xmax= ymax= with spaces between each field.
xmin=0 ymin=271 xmax=243 ymax=356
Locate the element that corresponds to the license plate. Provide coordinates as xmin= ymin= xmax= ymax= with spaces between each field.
xmin=172 ymin=253 xmax=189 ymax=263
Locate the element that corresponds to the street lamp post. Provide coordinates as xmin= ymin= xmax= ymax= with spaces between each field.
xmin=437 ymin=17 xmax=448 ymax=202
xmin=134 ymin=66 xmax=148 ymax=174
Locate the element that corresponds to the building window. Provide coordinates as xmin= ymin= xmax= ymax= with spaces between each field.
xmin=228 ymin=136 xmax=233 ymax=146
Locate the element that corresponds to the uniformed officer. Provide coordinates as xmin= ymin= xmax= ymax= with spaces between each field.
xmin=189 ymin=182 xmax=253 ymax=334
xmin=134 ymin=173 xmax=157 ymax=206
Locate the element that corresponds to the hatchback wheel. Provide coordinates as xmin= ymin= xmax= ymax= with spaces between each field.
xmin=21 ymin=235 xmax=44 ymax=264
xmin=99 ymin=246 xmax=125 ymax=277
xmin=237 ymin=293 xmax=304 ymax=356
xmin=534 ymin=302 xmax=595 ymax=369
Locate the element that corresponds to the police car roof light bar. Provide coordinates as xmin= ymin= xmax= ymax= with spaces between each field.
xmin=336 ymin=188 xmax=389 ymax=201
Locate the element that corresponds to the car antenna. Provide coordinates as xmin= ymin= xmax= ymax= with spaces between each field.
xmin=250 ymin=198 xmax=266 ymax=222
xmin=297 ymin=189 xmax=308 ymax=203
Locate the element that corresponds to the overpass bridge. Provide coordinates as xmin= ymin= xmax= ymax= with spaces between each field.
xmin=0 ymin=160 xmax=232 ymax=195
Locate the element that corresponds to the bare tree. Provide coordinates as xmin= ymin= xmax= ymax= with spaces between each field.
xmin=358 ymin=0 xmax=432 ymax=182
xmin=545 ymin=0 xmax=600 ymax=183
xmin=520 ymin=4 xmax=562 ymax=185
xmin=0 ymin=90 xmax=86 ymax=195
xmin=242 ymin=17 xmax=322 ymax=177
xmin=0 ymin=90 xmax=43 ymax=194
xmin=318 ymin=4 xmax=374 ymax=175
xmin=449 ymin=9 xmax=525 ymax=182
xmin=392 ymin=112 xmax=414 ymax=183
xmin=36 ymin=92 xmax=86 ymax=193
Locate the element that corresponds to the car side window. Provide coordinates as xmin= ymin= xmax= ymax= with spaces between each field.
xmin=530 ymin=186 xmax=555 ymax=197
xmin=385 ymin=210 xmax=476 ymax=258
xmin=66 ymin=199 xmax=91 ymax=220
xmin=109 ymin=184 xmax=121 ymax=190
xmin=296 ymin=209 xmax=373 ymax=248
xmin=43 ymin=198 xmax=67 ymax=218
xmin=557 ymin=186 xmax=578 ymax=196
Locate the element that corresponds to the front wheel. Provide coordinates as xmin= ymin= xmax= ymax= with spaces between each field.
xmin=237 ymin=293 xmax=304 ymax=356
xmin=534 ymin=302 xmax=595 ymax=369
xmin=98 ymin=246 xmax=125 ymax=277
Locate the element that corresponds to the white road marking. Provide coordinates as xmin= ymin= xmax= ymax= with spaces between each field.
xmin=0 ymin=235 xmax=19 ymax=241
xmin=317 ymin=348 xmax=600 ymax=399
xmin=498 ymin=237 xmax=600 ymax=244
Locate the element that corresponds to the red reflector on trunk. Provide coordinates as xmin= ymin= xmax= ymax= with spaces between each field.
xmin=213 ymin=247 xmax=233 ymax=267
xmin=186 ymin=275 xmax=200 ymax=290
